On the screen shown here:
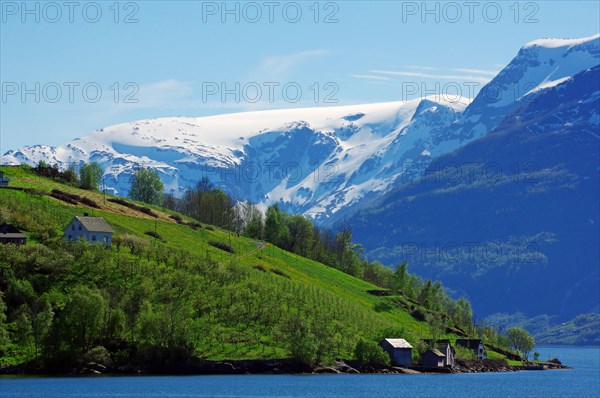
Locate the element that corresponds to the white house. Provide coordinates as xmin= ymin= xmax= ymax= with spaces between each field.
xmin=64 ymin=214 xmax=113 ymax=247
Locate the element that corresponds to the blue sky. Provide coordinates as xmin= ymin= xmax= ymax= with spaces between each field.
xmin=1 ymin=0 xmax=599 ymax=153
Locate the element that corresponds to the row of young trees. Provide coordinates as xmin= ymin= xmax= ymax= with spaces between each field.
xmin=240 ymin=203 xmax=477 ymax=335
xmin=0 ymin=236 xmax=402 ymax=367
xmin=34 ymin=161 xmax=165 ymax=204
xmin=163 ymin=182 xmax=478 ymax=337
xmin=163 ymin=178 xmax=240 ymax=230
xmin=34 ymin=161 xmax=102 ymax=191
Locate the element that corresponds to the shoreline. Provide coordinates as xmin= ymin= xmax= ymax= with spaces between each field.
xmin=0 ymin=358 xmax=570 ymax=377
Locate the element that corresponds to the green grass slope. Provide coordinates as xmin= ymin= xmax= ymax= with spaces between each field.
xmin=0 ymin=166 xmax=439 ymax=367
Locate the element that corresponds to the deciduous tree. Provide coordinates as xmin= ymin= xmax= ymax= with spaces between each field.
xmin=506 ymin=327 xmax=535 ymax=361
xmin=129 ymin=168 xmax=164 ymax=205
xmin=79 ymin=162 xmax=102 ymax=190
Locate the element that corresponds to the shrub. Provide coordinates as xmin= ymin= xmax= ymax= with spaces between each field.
xmin=187 ymin=222 xmax=202 ymax=230
xmin=252 ymin=264 xmax=267 ymax=272
xmin=454 ymin=344 xmax=476 ymax=360
xmin=33 ymin=162 xmax=78 ymax=184
xmin=144 ymin=231 xmax=165 ymax=241
xmin=411 ymin=340 xmax=427 ymax=363
xmin=374 ymin=301 xmax=393 ymax=312
xmin=170 ymin=214 xmax=183 ymax=223
xmin=50 ymin=190 xmax=78 ymax=205
xmin=354 ymin=339 xmax=390 ymax=367
xmin=410 ymin=308 xmax=426 ymax=322
xmin=107 ymin=198 xmax=157 ymax=217
xmin=82 ymin=346 xmax=112 ymax=367
xmin=208 ymin=241 xmax=235 ymax=254
xmin=270 ymin=268 xmax=291 ymax=279
xmin=116 ymin=234 xmax=149 ymax=255
xmin=79 ymin=197 xmax=100 ymax=209
xmin=49 ymin=189 xmax=100 ymax=209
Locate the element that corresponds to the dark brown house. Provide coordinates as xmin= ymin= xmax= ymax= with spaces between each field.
xmin=0 ymin=224 xmax=27 ymax=245
xmin=421 ymin=348 xmax=446 ymax=368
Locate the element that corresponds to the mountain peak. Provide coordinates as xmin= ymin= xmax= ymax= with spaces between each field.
xmin=415 ymin=96 xmax=471 ymax=115
xmin=522 ymin=33 xmax=600 ymax=50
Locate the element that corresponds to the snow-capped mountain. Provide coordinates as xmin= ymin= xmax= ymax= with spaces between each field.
xmin=438 ymin=33 xmax=599 ymax=143
xmin=2 ymin=97 xmax=471 ymax=219
xmin=2 ymin=34 xmax=599 ymax=223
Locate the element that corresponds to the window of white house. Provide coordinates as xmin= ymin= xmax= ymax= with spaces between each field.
xmin=72 ymin=225 xmax=75 ymax=231
xmin=79 ymin=225 xmax=82 ymax=231
xmin=92 ymin=235 xmax=96 ymax=241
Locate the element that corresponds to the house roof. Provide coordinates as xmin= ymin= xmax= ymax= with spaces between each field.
xmin=74 ymin=216 xmax=114 ymax=233
xmin=456 ymin=339 xmax=482 ymax=344
xmin=426 ymin=348 xmax=446 ymax=357
xmin=0 ymin=224 xmax=26 ymax=239
xmin=382 ymin=338 xmax=413 ymax=349
xmin=424 ymin=339 xmax=452 ymax=348
xmin=456 ymin=339 xmax=483 ymax=349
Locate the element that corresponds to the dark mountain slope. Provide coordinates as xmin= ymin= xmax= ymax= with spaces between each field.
xmin=349 ymin=65 xmax=600 ymax=319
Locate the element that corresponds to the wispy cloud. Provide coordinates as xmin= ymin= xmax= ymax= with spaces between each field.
xmin=135 ymin=79 xmax=194 ymax=108
xmin=250 ymin=50 xmax=330 ymax=80
xmin=405 ymin=65 xmax=439 ymax=71
xmin=370 ymin=69 xmax=492 ymax=84
xmin=452 ymin=68 xmax=499 ymax=77
xmin=97 ymin=79 xmax=196 ymax=119
xmin=350 ymin=74 xmax=393 ymax=81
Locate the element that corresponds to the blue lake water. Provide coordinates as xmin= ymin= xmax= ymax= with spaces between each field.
xmin=1 ymin=347 xmax=598 ymax=398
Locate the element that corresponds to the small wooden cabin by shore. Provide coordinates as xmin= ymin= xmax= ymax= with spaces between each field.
xmin=0 ymin=224 xmax=26 ymax=245
xmin=64 ymin=214 xmax=113 ymax=247
xmin=423 ymin=339 xmax=455 ymax=367
xmin=379 ymin=338 xmax=413 ymax=367
xmin=421 ymin=348 xmax=446 ymax=368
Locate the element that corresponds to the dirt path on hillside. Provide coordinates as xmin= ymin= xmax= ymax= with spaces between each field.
xmin=238 ymin=241 xmax=266 ymax=261
xmin=217 ymin=241 xmax=266 ymax=269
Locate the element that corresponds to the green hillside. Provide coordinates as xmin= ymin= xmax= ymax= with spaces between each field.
xmin=0 ymin=165 xmax=493 ymax=370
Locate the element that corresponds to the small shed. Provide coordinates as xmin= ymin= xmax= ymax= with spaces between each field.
xmin=421 ymin=348 xmax=446 ymax=368
xmin=423 ymin=339 xmax=455 ymax=367
xmin=0 ymin=224 xmax=26 ymax=245
xmin=379 ymin=338 xmax=413 ymax=367
xmin=456 ymin=339 xmax=486 ymax=360
xmin=64 ymin=214 xmax=113 ymax=247
xmin=0 ymin=171 xmax=9 ymax=187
